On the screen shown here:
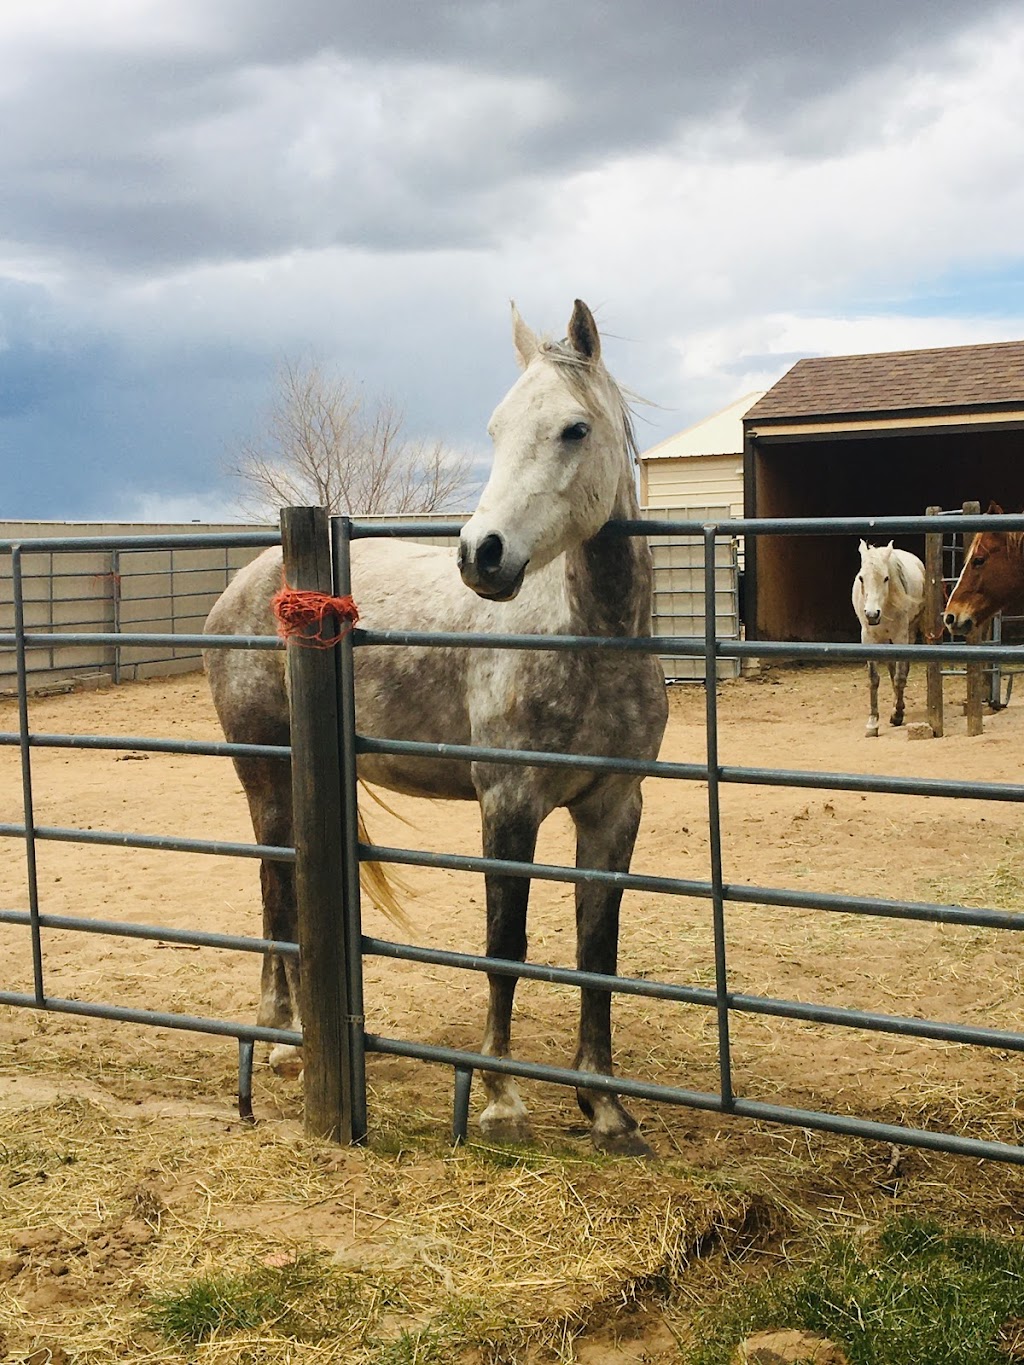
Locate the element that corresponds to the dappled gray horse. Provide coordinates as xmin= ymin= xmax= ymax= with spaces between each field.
xmin=205 ymin=299 xmax=668 ymax=1154
xmin=852 ymin=539 xmax=925 ymax=737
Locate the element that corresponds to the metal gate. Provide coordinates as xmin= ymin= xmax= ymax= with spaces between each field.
xmin=935 ymin=506 xmax=1024 ymax=709
xmin=4 ymin=511 xmax=1024 ymax=1165
xmin=644 ymin=505 xmax=740 ymax=681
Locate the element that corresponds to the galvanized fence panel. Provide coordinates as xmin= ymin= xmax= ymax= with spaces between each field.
xmin=3 ymin=513 xmax=1024 ymax=1164
xmin=0 ymin=527 xmax=288 ymax=1119
xmin=1 ymin=514 xmax=737 ymax=693
xmin=0 ymin=522 xmax=272 ymax=690
xmin=643 ymin=505 xmax=740 ymax=681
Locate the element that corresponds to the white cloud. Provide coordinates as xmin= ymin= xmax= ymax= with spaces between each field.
xmin=111 ymin=489 xmax=257 ymax=524
xmin=4 ymin=2 xmax=1024 ymax=514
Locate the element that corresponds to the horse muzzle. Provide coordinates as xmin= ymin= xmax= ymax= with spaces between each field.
xmin=943 ymin=608 xmax=974 ymax=637
xmin=458 ymin=530 xmax=529 ymax=601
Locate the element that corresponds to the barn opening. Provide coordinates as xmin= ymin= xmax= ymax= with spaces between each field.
xmin=743 ymin=340 xmax=1024 ymax=642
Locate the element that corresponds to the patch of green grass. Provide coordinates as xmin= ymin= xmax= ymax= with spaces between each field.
xmin=686 ymin=1215 xmax=1024 ymax=1365
xmin=149 ymin=1256 xmax=518 ymax=1361
xmin=148 ymin=1254 xmax=388 ymax=1346
xmin=372 ymin=1300 xmax=520 ymax=1365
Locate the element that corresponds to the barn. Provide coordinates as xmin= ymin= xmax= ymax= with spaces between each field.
xmin=741 ymin=338 xmax=1024 ymax=642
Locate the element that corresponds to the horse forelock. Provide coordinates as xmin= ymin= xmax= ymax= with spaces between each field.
xmin=538 ymin=337 xmax=641 ymax=466
xmin=859 ymin=542 xmax=916 ymax=604
xmin=964 ymin=528 xmax=1013 ymax=574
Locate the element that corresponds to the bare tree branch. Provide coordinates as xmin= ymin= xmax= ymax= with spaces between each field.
xmin=226 ymin=356 xmax=474 ymax=519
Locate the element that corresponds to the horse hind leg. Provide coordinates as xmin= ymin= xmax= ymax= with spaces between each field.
xmin=570 ymin=781 xmax=652 ymax=1158
xmin=235 ymin=756 xmax=303 ymax=1076
xmin=865 ymin=660 xmax=880 ymax=738
xmin=476 ymin=790 xmax=540 ymax=1144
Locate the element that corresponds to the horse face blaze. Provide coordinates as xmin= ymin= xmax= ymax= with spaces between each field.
xmin=945 ymin=532 xmax=1010 ymax=636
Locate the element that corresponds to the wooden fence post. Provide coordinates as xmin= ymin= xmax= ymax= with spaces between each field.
xmin=280 ymin=505 xmax=352 ymax=1143
xmin=924 ymin=506 xmax=943 ymax=737
xmin=962 ymin=500 xmax=984 ymax=737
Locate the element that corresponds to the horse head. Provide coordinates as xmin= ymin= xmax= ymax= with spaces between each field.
xmin=856 ymin=539 xmax=895 ymax=626
xmin=458 ymin=299 xmax=633 ymax=600
xmin=943 ymin=502 xmax=1021 ymax=637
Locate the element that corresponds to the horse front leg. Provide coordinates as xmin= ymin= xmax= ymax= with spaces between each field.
xmin=570 ymin=781 xmax=651 ymax=1157
xmin=889 ymin=657 xmax=909 ymax=727
xmin=865 ymin=660 xmax=880 ymax=737
xmin=477 ymin=791 xmax=540 ymax=1143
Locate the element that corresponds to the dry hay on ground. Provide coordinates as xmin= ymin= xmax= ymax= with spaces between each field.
xmin=0 ymin=1090 xmax=743 ymax=1362
xmin=3 ymin=664 xmax=1024 ymax=1358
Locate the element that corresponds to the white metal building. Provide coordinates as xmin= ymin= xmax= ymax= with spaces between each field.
xmin=637 ymin=394 xmax=764 ymax=681
xmin=639 ymin=391 xmax=765 ymax=516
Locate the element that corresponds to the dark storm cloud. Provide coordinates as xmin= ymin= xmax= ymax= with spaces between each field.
xmin=0 ymin=0 xmax=1011 ymax=274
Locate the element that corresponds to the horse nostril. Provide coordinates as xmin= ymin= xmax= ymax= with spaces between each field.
xmin=476 ymin=533 xmax=505 ymax=578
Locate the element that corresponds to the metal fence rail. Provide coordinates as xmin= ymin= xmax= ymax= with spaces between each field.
xmin=2 ymin=513 xmax=1024 ymax=1163
xmin=0 ymin=525 xmax=275 ymax=689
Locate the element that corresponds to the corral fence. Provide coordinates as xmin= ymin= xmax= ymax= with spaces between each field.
xmin=923 ymin=503 xmax=1024 ymax=737
xmin=0 ymin=514 xmax=740 ymax=694
xmin=0 ymin=520 xmax=273 ymax=692
xmin=3 ymin=510 xmax=1024 ymax=1163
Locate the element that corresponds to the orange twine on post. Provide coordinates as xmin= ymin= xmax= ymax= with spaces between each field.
xmin=271 ymin=584 xmax=359 ymax=648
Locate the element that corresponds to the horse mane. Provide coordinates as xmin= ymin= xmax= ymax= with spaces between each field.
xmin=540 ymin=337 xmax=641 ymax=466
xmin=892 ymin=555 xmax=910 ymax=596
xmin=972 ymin=527 xmax=1024 ymax=560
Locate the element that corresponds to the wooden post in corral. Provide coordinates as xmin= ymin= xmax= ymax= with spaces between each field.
xmin=280 ymin=505 xmax=353 ymax=1143
xmin=962 ymin=500 xmax=985 ymax=737
xmin=924 ymin=506 xmax=944 ymax=737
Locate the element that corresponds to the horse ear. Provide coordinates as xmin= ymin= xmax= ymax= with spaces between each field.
xmin=511 ymin=301 xmax=539 ymax=369
xmin=886 ymin=540 xmax=894 ymax=551
xmin=858 ymin=539 xmax=867 ymax=555
xmin=988 ymin=501 xmax=1004 ymax=514
xmin=567 ymin=299 xmax=601 ymax=363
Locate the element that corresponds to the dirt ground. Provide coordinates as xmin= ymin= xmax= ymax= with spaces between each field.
xmin=3 ymin=661 xmax=1024 ymax=1360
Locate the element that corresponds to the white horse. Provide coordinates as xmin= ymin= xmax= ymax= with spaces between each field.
xmin=851 ymin=540 xmax=926 ymax=737
xmin=205 ymin=300 xmax=668 ymax=1155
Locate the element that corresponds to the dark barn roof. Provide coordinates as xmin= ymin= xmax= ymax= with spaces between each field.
xmin=746 ymin=338 xmax=1024 ymax=422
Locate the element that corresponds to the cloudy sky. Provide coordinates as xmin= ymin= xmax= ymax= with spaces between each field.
xmin=4 ymin=0 xmax=1024 ymax=521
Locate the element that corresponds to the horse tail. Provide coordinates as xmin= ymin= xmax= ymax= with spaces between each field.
xmin=356 ymin=797 xmax=413 ymax=933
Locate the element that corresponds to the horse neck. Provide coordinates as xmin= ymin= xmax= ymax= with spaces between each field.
xmin=996 ymin=531 xmax=1024 ymax=609
xmin=888 ymin=554 xmax=910 ymax=602
xmin=564 ymin=461 xmax=653 ymax=637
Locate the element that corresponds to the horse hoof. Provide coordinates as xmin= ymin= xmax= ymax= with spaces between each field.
xmin=593 ymin=1128 xmax=656 ymax=1158
xmin=890 ymin=716 xmax=904 ymax=728
xmin=268 ymin=1043 xmax=304 ymax=1078
xmin=865 ymin=726 xmax=879 ymax=738
xmin=479 ymin=1116 xmax=532 ymax=1145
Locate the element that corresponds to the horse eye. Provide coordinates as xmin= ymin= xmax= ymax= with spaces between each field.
xmin=883 ymin=576 xmax=889 ymax=584
xmin=857 ymin=575 xmax=863 ymax=585
xmin=561 ymin=421 xmax=590 ymax=442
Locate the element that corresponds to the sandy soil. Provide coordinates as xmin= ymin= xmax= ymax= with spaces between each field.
xmin=3 ymin=661 xmax=1024 ymax=1152
xmin=3 ymin=662 xmax=1024 ymax=1360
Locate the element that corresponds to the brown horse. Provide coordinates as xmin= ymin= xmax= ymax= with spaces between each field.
xmin=943 ymin=502 xmax=1024 ymax=636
